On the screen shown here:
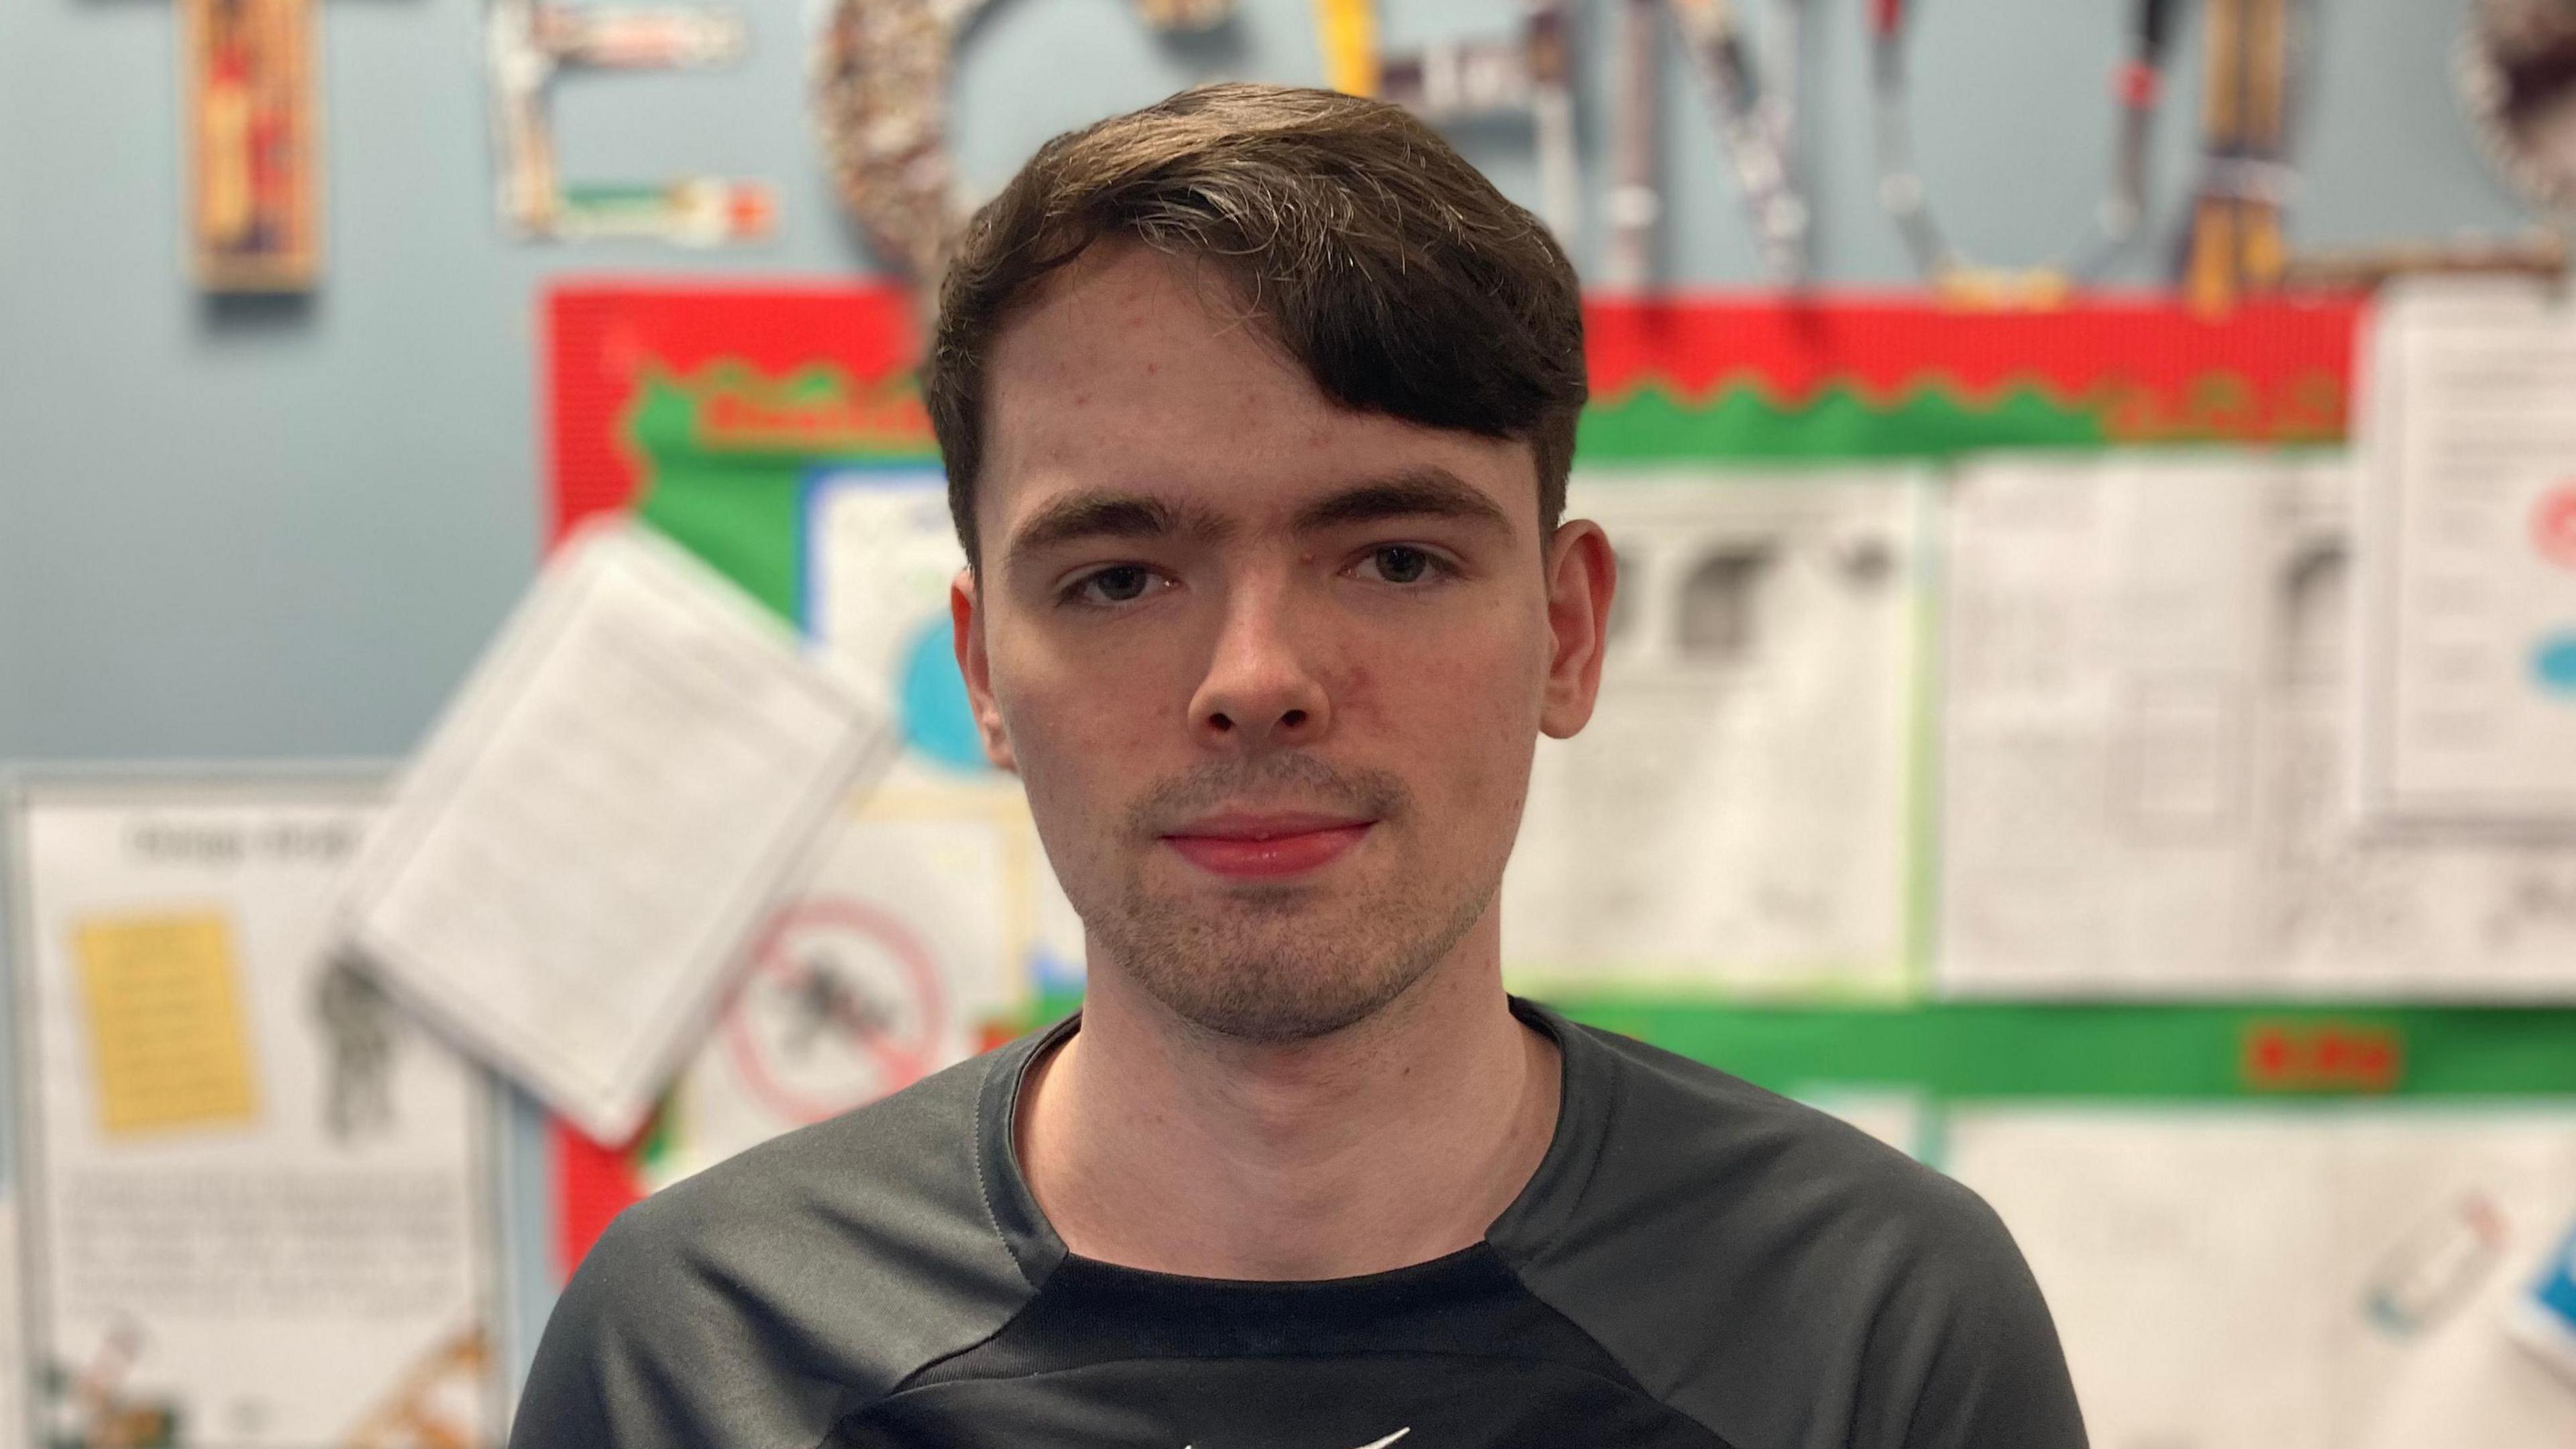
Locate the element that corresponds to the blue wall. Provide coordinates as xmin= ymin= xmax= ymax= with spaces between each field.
xmin=0 ymin=0 xmax=2543 ymax=1391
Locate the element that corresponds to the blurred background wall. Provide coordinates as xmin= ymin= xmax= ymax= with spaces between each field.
xmin=0 ymin=0 xmax=2534 ymax=769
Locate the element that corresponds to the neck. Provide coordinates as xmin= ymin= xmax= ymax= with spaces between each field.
xmin=1015 ymin=916 xmax=1561 ymax=1281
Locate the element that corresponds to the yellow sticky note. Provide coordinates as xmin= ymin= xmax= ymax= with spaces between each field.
xmin=73 ymin=912 xmax=261 ymax=1136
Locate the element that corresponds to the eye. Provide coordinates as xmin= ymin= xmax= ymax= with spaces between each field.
xmin=1067 ymin=564 xmax=1165 ymax=606
xmin=1355 ymin=545 xmax=1442 ymax=585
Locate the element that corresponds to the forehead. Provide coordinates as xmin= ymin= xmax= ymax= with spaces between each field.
xmin=976 ymin=245 xmax=1536 ymax=539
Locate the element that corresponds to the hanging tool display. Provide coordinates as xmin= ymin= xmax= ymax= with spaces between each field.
xmin=1871 ymin=0 xmax=2186 ymax=303
xmin=816 ymin=0 xmax=1228 ymax=288
xmin=1603 ymin=0 xmax=1664 ymax=290
xmin=1670 ymin=0 xmax=1811 ymax=284
xmin=2179 ymin=0 xmax=2300 ymax=313
xmin=488 ymin=0 xmax=773 ymax=245
xmin=2094 ymin=0 xmax=2185 ymax=274
xmin=1373 ymin=0 xmax=1582 ymax=246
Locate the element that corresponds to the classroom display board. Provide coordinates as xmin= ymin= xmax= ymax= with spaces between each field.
xmin=3 ymin=770 xmax=506 ymax=1448
xmin=539 ymin=282 xmax=2576 ymax=1440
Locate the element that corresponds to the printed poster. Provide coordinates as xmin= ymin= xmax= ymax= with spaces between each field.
xmin=5 ymin=769 xmax=502 ymax=1448
xmin=1941 ymin=452 xmax=2576 ymax=998
xmin=2355 ymin=278 xmax=2576 ymax=832
xmin=1503 ymin=470 xmax=1929 ymax=998
xmin=1948 ymin=1106 xmax=2576 ymax=1449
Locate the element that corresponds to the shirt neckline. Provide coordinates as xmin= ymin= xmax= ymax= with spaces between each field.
xmin=971 ymin=996 xmax=1612 ymax=1291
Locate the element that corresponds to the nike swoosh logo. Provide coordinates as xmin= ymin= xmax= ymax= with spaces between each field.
xmin=1183 ymin=1430 xmax=1409 ymax=1449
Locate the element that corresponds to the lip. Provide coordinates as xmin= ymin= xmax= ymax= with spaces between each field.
xmin=1159 ymin=812 xmax=1375 ymax=881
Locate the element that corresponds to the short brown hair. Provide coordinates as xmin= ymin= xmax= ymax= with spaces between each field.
xmin=923 ymin=82 xmax=1588 ymax=567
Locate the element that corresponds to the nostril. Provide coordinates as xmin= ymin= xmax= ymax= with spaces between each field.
xmin=1281 ymin=709 xmax=1307 ymax=728
xmin=1210 ymin=712 xmax=1234 ymax=733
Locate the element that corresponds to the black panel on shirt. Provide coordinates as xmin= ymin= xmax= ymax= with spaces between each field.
xmin=833 ymin=1244 xmax=1735 ymax=1447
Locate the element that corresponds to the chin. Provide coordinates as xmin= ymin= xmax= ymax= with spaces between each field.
xmin=1099 ymin=879 xmax=1493 ymax=1046
xmin=1146 ymin=964 xmax=1426 ymax=1045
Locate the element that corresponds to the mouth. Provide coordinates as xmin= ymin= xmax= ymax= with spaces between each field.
xmin=1159 ymin=810 xmax=1377 ymax=881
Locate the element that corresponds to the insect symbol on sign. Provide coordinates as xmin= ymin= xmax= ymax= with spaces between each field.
xmin=2532 ymin=482 xmax=2576 ymax=570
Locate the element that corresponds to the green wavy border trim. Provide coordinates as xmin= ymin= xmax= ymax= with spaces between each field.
xmin=1578 ymin=380 xmax=2108 ymax=463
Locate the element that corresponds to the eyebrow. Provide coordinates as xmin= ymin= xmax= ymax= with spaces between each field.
xmin=1291 ymin=468 xmax=1515 ymax=535
xmin=1003 ymin=491 xmax=1236 ymax=572
xmin=1000 ymin=467 xmax=1515 ymax=573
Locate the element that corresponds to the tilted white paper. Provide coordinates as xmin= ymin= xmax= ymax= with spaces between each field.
xmin=333 ymin=521 xmax=893 ymax=1143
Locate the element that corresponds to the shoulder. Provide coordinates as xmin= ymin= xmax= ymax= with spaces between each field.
xmin=1543 ymin=1019 xmax=1983 ymax=1258
xmin=1494 ymin=1018 xmax=2082 ymax=1449
xmin=511 ymin=1051 xmax=1040 ymax=1449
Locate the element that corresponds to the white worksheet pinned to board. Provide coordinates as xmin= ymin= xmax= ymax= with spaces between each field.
xmin=1938 ymin=452 xmax=2576 ymax=1000
xmin=1503 ymin=470 xmax=1930 ymax=998
xmin=2355 ymin=278 xmax=2576 ymax=833
xmin=1945 ymin=1106 xmax=2576 ymax=1449
xmin=333 ymin=520 xmax=895 ymax=1144
xmin=4 ymin=769 xmax=502 ymax=1448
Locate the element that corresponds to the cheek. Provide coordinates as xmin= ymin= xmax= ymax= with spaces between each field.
xmin=1340 ymin=608 xmax=1546 ymax=806
xmin=990 ymin=631 xmax=1178 ymax=812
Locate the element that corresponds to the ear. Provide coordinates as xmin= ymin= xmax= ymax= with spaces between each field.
xmin=1538 ymin=519 xmax=1616 ymax=739
xmin=951 ymin=567 xmax=1019 ymax=773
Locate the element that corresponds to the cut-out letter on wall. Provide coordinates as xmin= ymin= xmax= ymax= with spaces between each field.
xmin=488 ymin=0 xmax=775 ymax=245
xmin=185 ymin=0 xmax=321 ymax=290
xmin=814 ymin=0 xmax=1230 ymax=288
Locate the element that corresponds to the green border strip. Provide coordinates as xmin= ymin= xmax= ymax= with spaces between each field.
xmin=1552 ymin=1001 xmax=2576 ymax=1100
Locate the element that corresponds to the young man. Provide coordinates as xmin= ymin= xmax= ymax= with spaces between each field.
xmin=513 ymin=83 xmax=2086 ymax=1448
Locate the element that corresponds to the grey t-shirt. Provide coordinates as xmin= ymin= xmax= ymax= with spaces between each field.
xmin=514 ymin=1001 xmax=2086 ymax=1448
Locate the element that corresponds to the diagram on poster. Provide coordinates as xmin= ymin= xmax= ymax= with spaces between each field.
xmin=802 ymin=464 xmax=1083 ymax=975
xmin=5 ymin=771 xmax=502 ymax=1449
xmin=627 ymin=467 xmax=1083 ymax=1187
xmin=333 ymin=520 xmax=892 ymax=1143
xmin=1940 ymin=453 xmax=2576 ymax=998
xmin=1502 ymin=470 xmax=1928 ymax=997
xmin=1946 ymin=1107 xmax=2576 ymax=1449
xmin=641 ymin=785 xmax=1046 ymax=1187
xmin=2355 ymin=278 xmax=2576 ymax=831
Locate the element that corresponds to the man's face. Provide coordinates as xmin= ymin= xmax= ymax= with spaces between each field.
xmin=955 ymin=244 xmax=1611 ymax=1044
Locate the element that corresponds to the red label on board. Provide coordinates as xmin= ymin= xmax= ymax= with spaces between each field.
xmin=2243 ymin=1022 xmax=2404 ymax=1093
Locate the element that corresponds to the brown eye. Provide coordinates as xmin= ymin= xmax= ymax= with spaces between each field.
xmin=1081 ymin=566 xmax=1155 ymax=603
xmin=1368 ymin=546 xmax=1433 ymax=584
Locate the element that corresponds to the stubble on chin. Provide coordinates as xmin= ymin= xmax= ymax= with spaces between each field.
xmin=1102 ymin=873 xmax=1493 ymax=1044
xmin=1077 ymin=755 xmax=1499 ymax=1045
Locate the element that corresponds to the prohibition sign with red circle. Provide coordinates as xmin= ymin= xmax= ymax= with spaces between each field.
xmin=2535 ymin=482 xmax=2576 ymax=571
xmin=721 ymin=898 xmax=949 ymax=1124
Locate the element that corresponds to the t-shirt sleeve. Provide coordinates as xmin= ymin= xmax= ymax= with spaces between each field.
xmin=508 ymin=1197 xmax=844 ymax=1449
xmin=1861 ymin=1177 xmax=2089 ymax=1449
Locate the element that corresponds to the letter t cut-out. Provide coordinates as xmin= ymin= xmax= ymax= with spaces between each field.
xmin=184 ymin=0 xmax=321 ymax=291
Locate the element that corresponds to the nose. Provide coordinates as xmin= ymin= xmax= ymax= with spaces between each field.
xmin=1189 ymin=574 xmax=1332 ymax=750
